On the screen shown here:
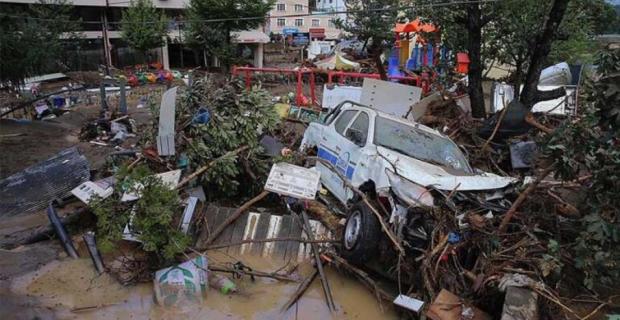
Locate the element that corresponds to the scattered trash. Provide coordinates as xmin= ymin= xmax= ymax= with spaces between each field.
xmin=393 ymin=294 xmax=424 ymax=313
xmin=509 ymin=141 xmax=538 ymax=169
xmin=427 ymin=289 xmax=491 ymax=320
xmin=179 ymin=197 xmax=198 ymax=234
xmin=264 ymin=163 xmax=321 ymax=200
xmin=71 ymin=180 xmax=114 ymax=204
xmin=192 ymin=107 xmax=211 ymax=125
xmin=47 ymin=204 xmax=79 ymax=259
xmin=501 ymin=286 xmax=539 ymax=320
xmin=208 ymin=273 xmax=237 ymax=295
xmin=154 ymin=256 xmax=209 ymax=307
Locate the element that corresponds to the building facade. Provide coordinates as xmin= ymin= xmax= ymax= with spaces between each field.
xmin=266 ymin=0 xmax=342 ymax=40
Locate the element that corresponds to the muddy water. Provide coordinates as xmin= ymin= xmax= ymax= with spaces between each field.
xmin=8 ymin=251 xmax=398 ymax=319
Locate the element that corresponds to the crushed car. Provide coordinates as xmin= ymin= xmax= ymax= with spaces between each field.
xmin=300 ymin=101 xmax=517 ymax=264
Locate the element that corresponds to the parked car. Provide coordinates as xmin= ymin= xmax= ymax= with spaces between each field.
xmin=300 ymin=101 xmax=517 ymax=263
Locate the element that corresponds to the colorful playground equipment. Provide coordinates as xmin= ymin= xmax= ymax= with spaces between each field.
xmin=392 ymin=19 xmax=469 ymax=74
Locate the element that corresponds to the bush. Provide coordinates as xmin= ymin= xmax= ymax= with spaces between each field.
xmin=177 ymin=77 xmax=280 ymax=197
xmin=90 ymin=165 xmax=190 ymax=261
xmin=543 ymin=47 xmax=620 ymax=289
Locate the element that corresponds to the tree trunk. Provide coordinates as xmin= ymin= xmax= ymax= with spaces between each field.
xmin=466 ymin=1 xmax=486 ymax=118
xmin=519 ymin=0 xmax=570 ymax=108
xmin=372 ymin=45 xmax=387 ymax=81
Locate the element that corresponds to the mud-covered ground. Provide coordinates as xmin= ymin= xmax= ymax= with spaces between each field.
xmin=0 ymin=242 xmax=397 ymax=320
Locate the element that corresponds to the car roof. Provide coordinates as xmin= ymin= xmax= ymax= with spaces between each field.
xmin=339 ymin=101 xmax=446 ymax=138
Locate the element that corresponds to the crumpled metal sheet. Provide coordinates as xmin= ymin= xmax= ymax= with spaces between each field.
xmin=0 ymin=147 xmax=90 ymax=217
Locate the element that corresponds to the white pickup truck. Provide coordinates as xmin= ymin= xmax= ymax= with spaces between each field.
xmin=300 ymin=101 xmax=516 ymax=263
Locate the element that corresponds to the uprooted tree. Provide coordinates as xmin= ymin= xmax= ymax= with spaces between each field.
xmin=90 ymin=165 xmax=191 ymax=262
xmin=174 ymin=77 xmax=281 ymax=198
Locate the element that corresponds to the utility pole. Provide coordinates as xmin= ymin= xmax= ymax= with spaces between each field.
xmin=101 ymin=0 xmax=112 ymax=75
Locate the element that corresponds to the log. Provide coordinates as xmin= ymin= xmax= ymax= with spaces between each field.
xmin=209 ymin=266 xmax=297 ymax=282
xmin=326 ymin=252 xmax=393 ymax=304
xmin=281 ymin=269 xmax=319 ymax=311
xmin=498 ymin=166 xmax=554 ymax=233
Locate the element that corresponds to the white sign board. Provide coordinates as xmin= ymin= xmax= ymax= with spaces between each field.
xmin=360 ymin=78 xmax=422 ymax=117
xmin=264 ymin=163 xmax=321 ymax=200
xmin=321 ymin=85 xmax=362 ymax=110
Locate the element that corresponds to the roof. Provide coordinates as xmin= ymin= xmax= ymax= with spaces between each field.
xmin=232 ymin=30 xmax=270 ymax=44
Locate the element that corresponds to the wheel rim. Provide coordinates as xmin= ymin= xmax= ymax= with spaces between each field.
xmin=344 ymin=211 xmax=362 ymax=250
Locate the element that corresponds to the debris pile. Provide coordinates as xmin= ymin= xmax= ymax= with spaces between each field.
xmin=1 ymin=47 xmax=618 ymax=320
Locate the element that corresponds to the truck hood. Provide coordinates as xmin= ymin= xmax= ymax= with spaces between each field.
xmin=377 ymin=146 xmax=517 ymax=191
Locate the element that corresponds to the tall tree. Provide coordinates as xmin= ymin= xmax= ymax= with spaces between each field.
xmin=184 ymin=0 xmax=274 ymax=69
xmin=120 ymin=0 xmax=169 ymax=64
xmin=519 ymin=0 xmax=570 ymax=107
xmin=334 ymin=0 xmax=400 ymax=80
xmin=0 ymin=0 xmax=79 ymax=88
xmin=487 ymin=0 xmax=611 ymax=106
xmin=415 ymin=0 xmax=499 ymax=118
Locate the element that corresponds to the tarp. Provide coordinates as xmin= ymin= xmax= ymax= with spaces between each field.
xmin=315 ymin=52 xmax=361 ymax=71
xmin=0 ymin=147 xmax=90 ymax=217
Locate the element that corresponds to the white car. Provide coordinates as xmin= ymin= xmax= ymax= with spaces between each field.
xmin=300 ymin=101 xmax=516 ymax=263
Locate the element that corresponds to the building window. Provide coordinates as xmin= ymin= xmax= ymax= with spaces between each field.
xmin=328 ymin=19 xmax=336 ymax=28
xmin=277 ymin=18 xmax=286 ymax=26
xmin=294 ymin=4 xmax=303 ymax=12
xmin=312 ymin=19 xmax=320 ymax=27
xmin=276 ymin=3 xmax=285 ymax=11
xmin=295 ymin=19 xmax=304 ymax=27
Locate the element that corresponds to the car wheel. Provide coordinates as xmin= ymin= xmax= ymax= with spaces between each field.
xmin=340 ymin=200 xmax=381 ymax=265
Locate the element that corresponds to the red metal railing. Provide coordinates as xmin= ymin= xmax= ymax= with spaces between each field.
xmin=232 ymin=66 xmax=431 ymax=107
xmin=232 ymin=66 xmax=317 ymax=106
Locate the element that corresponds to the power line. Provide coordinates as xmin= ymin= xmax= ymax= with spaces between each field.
xmin=0 ymin=0 xmax=500 ymax=25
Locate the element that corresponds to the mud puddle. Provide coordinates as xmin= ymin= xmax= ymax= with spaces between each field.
xmin=6 ymin=250 xmax=398 ymax=319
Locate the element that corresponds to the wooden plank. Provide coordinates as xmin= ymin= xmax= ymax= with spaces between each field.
xmin=285 ymin=214 xmax=303 ymax=261
xmin=274 ymin=215 xmax=292 ymax=258
xmin=227 ymin=212 xmax=249 ymax=255
xmin=251 ymin=213 xmax=272 ymax=256
xmin=240 ymin=212 xmax=261 ymax=255
xmin=194 ymin=204 xmax=218 ymax=249
xmin=215 ymin=208 xmax=236 ymax=244
xmin=263 ymin=215 xmax=282 ymax=257
xmin=209 ymin=207 xmax=228 ymax=243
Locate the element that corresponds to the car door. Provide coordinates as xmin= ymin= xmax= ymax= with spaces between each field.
xmin=317 ymin=109 xmax=370 ymax=204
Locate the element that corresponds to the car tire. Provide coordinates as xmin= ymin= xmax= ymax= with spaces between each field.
xmin=340 ymin=200 xmax=381 ymax=265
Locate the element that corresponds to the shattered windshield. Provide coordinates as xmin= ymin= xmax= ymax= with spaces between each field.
xmin=374 ymin=117 xmax=472 ymax=173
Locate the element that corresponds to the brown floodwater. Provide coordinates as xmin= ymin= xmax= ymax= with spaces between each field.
xmin=6 ymin=250 xmax=399 ymax=320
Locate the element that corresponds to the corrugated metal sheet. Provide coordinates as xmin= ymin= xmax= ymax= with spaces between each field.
xmin=0 ymin=147 xmax=90 ymax=217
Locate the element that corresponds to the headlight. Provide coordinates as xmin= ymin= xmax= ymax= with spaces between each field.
xmin=385 ymin=169 xmax=434 ymax=207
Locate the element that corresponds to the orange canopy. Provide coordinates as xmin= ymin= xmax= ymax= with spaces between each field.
xmin=394 ymin=19 xmax=437 ymax=33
